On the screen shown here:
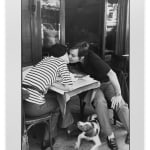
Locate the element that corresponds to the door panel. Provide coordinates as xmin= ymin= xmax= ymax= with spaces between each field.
xmin=22 ymin=0 xmax=32 ymax=66
xmin=22 ymin=0 xmax=42 ymax=67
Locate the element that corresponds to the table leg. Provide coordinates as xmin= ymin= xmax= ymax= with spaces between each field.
xmin=56 ymin=94 xmax=66 ymax=116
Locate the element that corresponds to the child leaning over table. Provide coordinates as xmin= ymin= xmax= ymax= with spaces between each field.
xmin=22 ymin=44 xmax=74 ymax=150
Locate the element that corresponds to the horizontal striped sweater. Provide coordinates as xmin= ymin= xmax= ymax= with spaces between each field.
xmin=22 ymin=56 xmax=73 ymax=104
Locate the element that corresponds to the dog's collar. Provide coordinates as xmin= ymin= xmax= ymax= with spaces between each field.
xmin=89 ymin=119 xmax=98 ymax=124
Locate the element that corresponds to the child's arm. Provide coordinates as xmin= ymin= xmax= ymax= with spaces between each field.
xmin=59 ymin=64 xmax=73 ymax=88
xmin=56 ymin=63 xmax=73 ymax=91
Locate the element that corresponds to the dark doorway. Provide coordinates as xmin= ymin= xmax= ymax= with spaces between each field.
xmin=65 ymin=0 xmax=103 ymax=53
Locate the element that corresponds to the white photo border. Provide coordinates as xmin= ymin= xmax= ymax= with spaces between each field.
xmin=3 ymin=0 xmax=145 ymax=149
xmin=5 ymin=0 xmax=21 ymax=150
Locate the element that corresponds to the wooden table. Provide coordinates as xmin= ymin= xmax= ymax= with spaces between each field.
xmin=49 ymin=76 xmax=100 ymax=116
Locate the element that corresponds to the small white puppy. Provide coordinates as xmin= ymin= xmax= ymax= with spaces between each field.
xmin=75 ymin=114 xmax=101 ymax=150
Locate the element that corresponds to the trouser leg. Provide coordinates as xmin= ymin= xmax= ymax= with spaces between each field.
xmin=115 ymin=102 xmax=129 ymax=132
xmin=24 ymin=92 xmax=59 ymax=117
xmin=92 ymin=88 xmax=113 ymax=136
xmin=56 ymin=93 xmax=74 ymax=128
xmin=43 ymin=110 xmax=60 ymax=141
xmin=59 ymin=104 xmax=74 ymax=128
xmin=102 ymin=82 xmax=129 ymax=133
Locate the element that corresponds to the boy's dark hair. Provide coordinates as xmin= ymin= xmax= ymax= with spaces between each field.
xmin=71 ymin=41 xmax=89 ymax=57
xmin=49 ymin=44 xmax=67 ymax=57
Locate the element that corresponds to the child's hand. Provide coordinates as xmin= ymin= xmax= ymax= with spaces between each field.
xmin=70 ymin=73 xmax=78 ymax=82
xmin=74 ymin=73 xmax=87 ymax=78
xmin=66 ymin=85 xmax=73 ymax=91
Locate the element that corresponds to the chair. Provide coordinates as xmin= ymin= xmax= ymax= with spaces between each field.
xmin=22 ymin=66 xmax=57 ymax=150
xmin=22 ymin=89 xmax=54 ymax=150
xmin=23 ymin=112 xmax=54 ymax=150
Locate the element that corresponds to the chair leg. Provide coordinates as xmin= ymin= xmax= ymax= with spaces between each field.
xmin=49 ymin=115 xmax=53 ymax=150
xmin=113 ymin=110 xmax=121 ymax=125
xmin=22 ymin=129 xmax=29 ymax=150
xmin=113 ymin=110 xmax=116 ymax=125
